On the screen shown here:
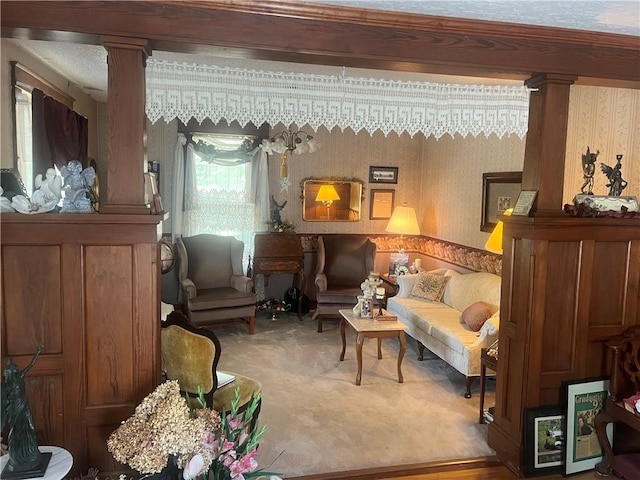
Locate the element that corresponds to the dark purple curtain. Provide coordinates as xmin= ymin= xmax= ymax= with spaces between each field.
xmin=31 ymin=88 xmax=88 ymax=182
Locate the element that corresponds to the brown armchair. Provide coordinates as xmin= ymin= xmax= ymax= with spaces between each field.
xmin=177 ymin=234 xmax=256 ymax=334
xmin=313 ymin=235 xmax=376 ymax=332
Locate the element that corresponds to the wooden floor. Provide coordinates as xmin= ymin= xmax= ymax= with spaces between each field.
xmin=287 ymin=458 xmax=604 ymax=480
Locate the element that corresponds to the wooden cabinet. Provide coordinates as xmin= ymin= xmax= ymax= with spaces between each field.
xmin=253 ymin=233 xmax=305 ymax=318
xmin=1 ymin=213 xmax=163 ymax=475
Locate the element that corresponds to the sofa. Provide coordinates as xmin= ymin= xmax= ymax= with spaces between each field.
xmin=386 ymin=268 xmax=501 ymax=397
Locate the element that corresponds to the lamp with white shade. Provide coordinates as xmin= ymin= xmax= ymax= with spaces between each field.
xmin=385 ymin=202 xmax=420 ymax=252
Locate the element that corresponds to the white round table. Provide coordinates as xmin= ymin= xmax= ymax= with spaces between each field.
xmin=0 ymin=446 xmax=73 ymax=480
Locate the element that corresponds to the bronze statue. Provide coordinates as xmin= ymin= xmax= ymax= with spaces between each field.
xmin=270 ymin=195 xmax=287 ymax=224
xmin=580 ymin=147 xmax=598 ymax=195
xmin=600 ymin=154 xmax=628 ymax=196
xmin=1 ymin=345 xmax=46 ymax=474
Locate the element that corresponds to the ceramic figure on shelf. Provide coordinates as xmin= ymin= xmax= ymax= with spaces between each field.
xmin=580 ymin=147 xmax=599 ymax=195
xmin=60 ymin=160 xmax=95 ymax=213
xmin=270 ymin=195 xmax=287 ymax=224
xmin=600 ymin=154 xmax=628 ymax=197
xmin=33 ymin=167 xmax=63 ymax=206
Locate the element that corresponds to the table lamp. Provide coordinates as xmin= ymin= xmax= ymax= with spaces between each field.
xmin=484 ymin=208 xmax=513 ymax=254
xmin=385 ymin=202 xmax=420 ymax=252
xmin=315 ymin=184 xmax=340 ymax=219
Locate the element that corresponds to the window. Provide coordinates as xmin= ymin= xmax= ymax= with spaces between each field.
xmin=14 ymin=86 xmax=33 ymax=194
xmin=184 ymin=134 xmax=262 ymax=266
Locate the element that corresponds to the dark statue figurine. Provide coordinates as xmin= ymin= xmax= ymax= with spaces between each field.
xmin=580 ymin=146 xmax=599 ymax=195
xmin=1 ymin=344 xmax=50 ymax=477
xmin=600 ymin=154 xmax=628 ymax=197
xmin=270 ymin=195 xmax=287 ymax=224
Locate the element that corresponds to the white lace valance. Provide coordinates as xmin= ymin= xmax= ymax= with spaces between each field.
xmin=146 ymin=59 xmax=531 ymax=139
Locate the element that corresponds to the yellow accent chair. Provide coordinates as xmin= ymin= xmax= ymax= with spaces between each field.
xmin=313 ymin=235 xmax=377 ymax=332
xmin=177 ymin=234 xmax=256 ymax=334
xmin=161 ymin=311 xmax=262 ymax=425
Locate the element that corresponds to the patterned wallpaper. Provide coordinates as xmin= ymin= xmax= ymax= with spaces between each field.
xmin=148 ymin=84 xmax=638 ymax=253
xmin=563 ymin=86 xmax=639 ymax=204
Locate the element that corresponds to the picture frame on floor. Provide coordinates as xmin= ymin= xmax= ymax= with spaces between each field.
xmin=564 ymin=377 xmax=613 ymax=476
xmin=523 ymin=405 xmax=565 ymax=477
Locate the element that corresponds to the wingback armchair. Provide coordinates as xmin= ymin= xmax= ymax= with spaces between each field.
xmin=313 ymin=235 xmax=376 ymax=332
xmin=177 ymin=234 xmax=256 ymax=334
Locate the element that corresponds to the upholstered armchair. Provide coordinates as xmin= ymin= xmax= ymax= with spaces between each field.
xmin=177 ymin=234 xmax=256 ymax=334
xmin=161 ymin=311 xmax=262 ymax=428
xmin=313 ymin=235 xmax=376 ymax=332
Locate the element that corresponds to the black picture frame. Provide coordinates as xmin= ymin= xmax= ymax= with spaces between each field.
xmin=523 ymin=405 xmax=565 ymax=477
xmin=564 ymin=377 xmax=612 ymax=476
xmin=481 ymin=171 xmax=522 ymax=232
xmin=369 ymin=166 xmax=398 ymax=184
xmin=369 ymin=189 xmax=395 ymax=220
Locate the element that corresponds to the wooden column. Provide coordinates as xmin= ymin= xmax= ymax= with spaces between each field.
xmin=521 ymin=73 xmax=576 ymax=213
xmin=101 ymin=36 xmax=149 ymax=214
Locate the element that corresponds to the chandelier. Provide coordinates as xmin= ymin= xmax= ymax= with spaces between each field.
xmin=269 ymin=127 xmax=320 ymax=178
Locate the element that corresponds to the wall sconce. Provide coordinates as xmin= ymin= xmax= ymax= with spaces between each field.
xmin=315 ymin=184 xmax=340 ymax=219
xmin=270 ymin=126 xmax=320 ymax=178
xmin=484 ymin=208 xmax=513 ymax=254
xmin=385 ymin=202 xmax=420 ymax=252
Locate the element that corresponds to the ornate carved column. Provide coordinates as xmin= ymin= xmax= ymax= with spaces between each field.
xmin=101 ymin=36 xmax=149 ymax=214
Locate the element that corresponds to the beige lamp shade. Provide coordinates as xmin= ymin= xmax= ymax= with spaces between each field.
xmin=484 ymin=208 xmax=513 ymax=254
xmin=315 ymin=184 xmax=341 ymax=203
xmin=385 ymin=203 xmax=420 ymax=235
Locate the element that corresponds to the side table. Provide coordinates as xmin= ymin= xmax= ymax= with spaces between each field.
xmin=1 ymin=446 xmax=73 ymax=480
xmin=479 ymin=347 xmax=498 ymax=424
xmin=380 ymin=273 xmax=399 ymax=300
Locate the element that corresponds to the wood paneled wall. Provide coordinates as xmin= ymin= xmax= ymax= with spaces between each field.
xmin=0 ymin=214 xmax=162 ymax=474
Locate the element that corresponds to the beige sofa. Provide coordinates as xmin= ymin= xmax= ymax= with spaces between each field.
xmin=386 ymin=269 xmax=501 ymax=397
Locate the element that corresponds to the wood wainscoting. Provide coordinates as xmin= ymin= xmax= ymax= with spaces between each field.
xmin=0 ymin=212 xmax=164 ymax=475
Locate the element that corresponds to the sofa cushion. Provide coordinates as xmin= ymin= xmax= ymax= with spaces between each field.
xmin=410 ymin=272 xmax=450 ymax=302
xmin=461 ymin=301 xmax=494 ymax=331
xmin=442 ymin=272 xmax=501 ymax=312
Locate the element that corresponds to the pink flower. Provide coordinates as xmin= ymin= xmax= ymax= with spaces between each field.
xmin=227 ymin=415 xmax=243 ymax=430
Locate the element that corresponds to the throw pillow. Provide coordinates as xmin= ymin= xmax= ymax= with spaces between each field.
xmin=461 ymin=301 xmax=494 ymax=332
xmin=410 ymin=272 xmax=449 ymax=302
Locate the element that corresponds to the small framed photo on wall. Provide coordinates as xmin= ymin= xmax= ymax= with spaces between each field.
xmin=370 ymin=189 xmax=395 ymax=220
xmin=481 ymin=171 xmax=522 ymax=232
xmin=369 ymin=166 xmax=398 ymax=184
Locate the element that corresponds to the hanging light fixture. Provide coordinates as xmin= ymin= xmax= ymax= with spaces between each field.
xmin=270 ymin=126 xmax=320 ymax=178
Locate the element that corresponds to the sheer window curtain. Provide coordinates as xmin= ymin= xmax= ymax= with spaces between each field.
xmin=171 ymin=134 xmax=269 ymax=268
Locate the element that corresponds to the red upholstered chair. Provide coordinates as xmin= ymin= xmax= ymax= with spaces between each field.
xmin=313 ymin=235 xmax=376 ymax=332
xmin=177 ymin=234 xmax=256 ymax=334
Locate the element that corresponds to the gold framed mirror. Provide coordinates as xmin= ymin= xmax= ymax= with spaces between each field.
xmin=301 ymin=177 xmax=364 ymax=221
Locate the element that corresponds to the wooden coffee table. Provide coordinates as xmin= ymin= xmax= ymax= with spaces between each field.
xmin=338 ymin=309 xmax=408 ymax=385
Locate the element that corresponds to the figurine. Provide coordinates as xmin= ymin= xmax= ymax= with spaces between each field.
xmin=60 ymin=160 xmax=95 ymax=213
xmin=32 ymin=167 xmax=63 ymax=206
xmin=1 ymin=345 xmax=46 ymax=474
xmin=580 ymin=147 xmax=598 ymax=195
xmin=270 ymin=195 xmax=287 ymax=224
xmin=600 ymin=154 xmax=628 ymax=196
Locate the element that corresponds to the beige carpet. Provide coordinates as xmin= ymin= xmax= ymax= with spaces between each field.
xmin=213 ymin=312 xmax=496 ymax=478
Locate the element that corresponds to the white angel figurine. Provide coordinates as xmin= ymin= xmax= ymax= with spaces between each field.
xmin=32 ymin=167 xmax=63 ymax=206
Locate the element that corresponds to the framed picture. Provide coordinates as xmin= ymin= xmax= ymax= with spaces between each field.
xmin=564 ymin=378 xmax=612 ymax=476
xmin=523 ymin=405 xmax=565 ymax=477
xmin=512 ymin=190 xmax=538 ymax=216
xmin=369 ymin=166 xmax=398 ymax=184
xmin=481 ymin=171 xmax=522 ymax=232
xmin=370 ymin=189 xmax=395 ymax=219
xmin=388 ymin=252 xmax=409 ymax=276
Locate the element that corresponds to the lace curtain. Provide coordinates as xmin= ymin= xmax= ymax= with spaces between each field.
xmin=147 ymin=60 xmax=531 ymax=139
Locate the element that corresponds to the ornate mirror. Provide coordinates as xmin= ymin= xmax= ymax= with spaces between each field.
xmin=301 ymin=177 xmax=364 ymax=221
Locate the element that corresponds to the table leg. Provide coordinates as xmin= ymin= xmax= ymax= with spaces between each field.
xmin=397 ymin=331 xmax=407 ymax=383
xmin=355 ymin=333 xmax=364 ymax=385
xmin=377 ymin=338 xmax=383 ymax=359
xmin=479 ymin=362 xmax=487 ymax=424
xmin=339 ymin=318 xmax=346 ymax=361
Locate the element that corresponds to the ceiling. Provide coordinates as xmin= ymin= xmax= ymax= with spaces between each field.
xmin=7 ymin=1 xmax=639 ymax=103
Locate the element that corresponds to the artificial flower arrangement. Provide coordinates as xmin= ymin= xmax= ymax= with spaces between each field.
xmin=107 ymin=380 xmax=281 ymax=480
xmin=266 ymin=219 xmax=296 ymax=233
